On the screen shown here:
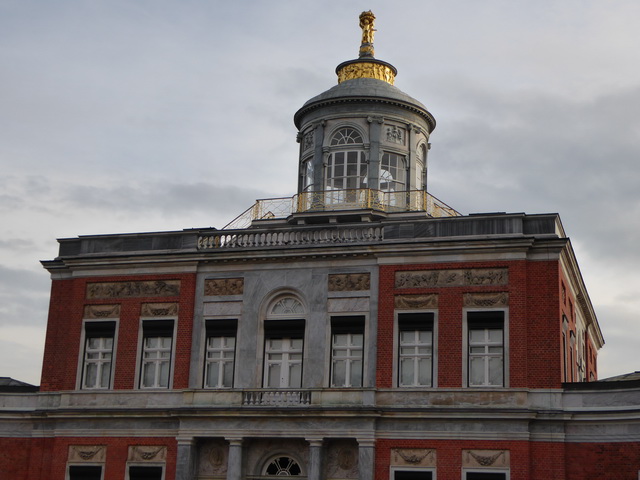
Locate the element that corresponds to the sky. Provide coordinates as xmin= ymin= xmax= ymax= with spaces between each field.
xmin=1 ymin=0 xmax=639 ymax=385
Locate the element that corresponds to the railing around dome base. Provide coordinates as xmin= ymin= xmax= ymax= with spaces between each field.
xmin=223 ymin=188 xmax=460 ymax=230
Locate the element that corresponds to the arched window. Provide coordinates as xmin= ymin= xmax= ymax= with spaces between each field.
xmin=263 ymin=456 xmax=303 ymax=475
xmin=302 ymin=158 xmax=314 ymax=192
xmin=325 ymin=128 xmax=367 ymax=195
xmin=264 ymin=295 xmax=306 ymax=389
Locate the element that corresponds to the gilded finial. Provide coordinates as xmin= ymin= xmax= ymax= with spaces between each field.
xmin=358 ymin=10 xmax=376 ymax=58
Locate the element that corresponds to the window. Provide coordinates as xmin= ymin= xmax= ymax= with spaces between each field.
xmin=263 ymin=320 xmax=305 ymax=388
xmin=467 ymin=312 xmax=504 ymax=387
xmin=331 ymin=316 xmax=365 ymax=387
xmin=263 ymin=456 xmax=302 ymax=475
xmin=128 ymin=465 xmax=163 ymax=480
xmin=68 ymin=465 xmax=102 ymax=480
xmin=398 ymin=313 xmax=433 ymax=387
xmin=394 ymin=471 xmax=433 ymax=480
xmin=380 ymin=152 xmax=406 ymax=192
xmin=325 ymin=127 xmax=367 ymax=204
xmin=466 ymin=473 xmax=506 ymax=480
xmin=81 ymin=321 xmax=116 ymax=390
xmin=140 ymin=320 xmax=174 ymax=389
xmin=302 ymin=158 xmax=314 ymax=192
xmin=204 ymin=319 xmax=237 ymax=388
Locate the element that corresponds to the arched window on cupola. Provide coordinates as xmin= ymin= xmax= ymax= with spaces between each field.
xmin=325 ymin=127 xmax=367 ymax=192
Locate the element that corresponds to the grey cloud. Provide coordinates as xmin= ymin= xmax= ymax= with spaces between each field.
xmin=0 ymin=265 xmax=49 ymax=327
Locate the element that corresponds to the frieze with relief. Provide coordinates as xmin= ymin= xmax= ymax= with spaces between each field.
xmin=141 ymin=302 xmax=178 ymax=317
xmin=325 ymin=440 xmax=359 ymax=478
xmin=395 ymin=294 xmax=438 ymax=309
xmin=385 ymin=125 xmax=404 ymax=144
xmin=204 ymin=278 xmax=244 ymax=296
xmin=68 ymin=445 xmax=106 ymax=463
xmin=86 ymin=280 xmax=180 ymax=299
xmin=128 ymin=445 xmax=167 ymax=462
xmin=462 ymin=449 xmax=509 ymax=468
xmin=391 ymin=448 xmax=436 ymax=467
xmin=83 ymin=304 xmax=120 ymax=319
xmin=395 ymin=268 xmax=508 ymax=289
xmin=328 ymin=273 xmax=370 ymax=291
xmin=463 ymin=292 xmax=509 ymax=307
xmin=197 ymin=439 xmax=228 ymax=476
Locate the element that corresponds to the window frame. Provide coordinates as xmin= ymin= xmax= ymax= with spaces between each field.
xmin=77 ymin=320 xmax=118 ymax=390
xmin=126 ymin=464 xmax=165 ymax=480
xmin=391 ymin=467 xmax=435 ymax=480
xmin=137 ymin=319 xmax=176 ymax=390
xmin=396 ymin=312 xmax=436 ymax=388
xmin=463 ymin=309 xmax=509 ymax=388
xmin=330 ymin=315 xmax=365 ymax=388
xmin=67 ymin=464 xmax=104 ymax=480
xmin=203 ymin=319 xmax=237 ymax=389
xmin=462 ymin=469 xmax=509 ymax=480
xmin=380 ymin=151 xmax=407 ymax=193
xmin=262 ymin=319 xmax=306 ymax=389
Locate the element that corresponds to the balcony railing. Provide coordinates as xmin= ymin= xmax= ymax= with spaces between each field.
xmin=223 ymin=188 xmax=460 ymax=230
xmin=242 ymin=389 xmax=311 ymax=407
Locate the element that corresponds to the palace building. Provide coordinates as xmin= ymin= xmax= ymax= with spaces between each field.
xmin=2 ymin=11 xmax=640 ymax=480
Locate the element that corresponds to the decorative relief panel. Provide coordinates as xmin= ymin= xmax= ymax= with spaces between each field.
xmin=86 ymin=280 xmax=180 ymax=299
xmin=141 ymin=302 xmax=178 ymax=317
xmin=395 ymin=269 xmax=508 ymax=289
xmin=128 ymin=445 xmax=167 ymax=463
xmin=68 ymin=445 xmax=106 ymax=462
xmin=463 ymin=292 xmax=509 ymax=308
xmin=302 ymin=131 xmax=314 ymax=151
xmin=324 ymin=439 xmax=359 ymax=479
xmin=385 ymin=125 xmax=404 ymax=144
xmin=328 ymin=297 xmax=369 ymax=313
xmin=204 ymin=301 xmax=243 ymax=316
xmin=197 ymin=439 xmax=228 ymax=477
xmin=83 ymin=304 xmax=120 ymax=319
xmin=390 ymin=448 xmax=436 ymax=467
xmin=462 ymin=449 xmax=510 ymax=468
xmin=204 ymin=278 xmax=244 ymax=296
xmin=328 ymin=273 xmax=370 ymax=291
xmin=395 ymin=294 xmax=438 ymax=310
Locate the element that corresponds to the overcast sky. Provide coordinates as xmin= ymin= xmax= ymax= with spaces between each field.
xmin=1 ymin=0 xmax=639 ymax=385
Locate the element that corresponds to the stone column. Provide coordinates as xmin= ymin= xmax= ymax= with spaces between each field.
xmin=175 ymin=437 xmax=196 ymax=480
xmin=226 ymin=438 xmax=243 ymax=480
xmin=358 ymin=439 xmax=375 ymax=480
xmin=367 ymin=116 xmax=383 ymax=190
xmin=307 ymin=439 xmax=323 ymax=480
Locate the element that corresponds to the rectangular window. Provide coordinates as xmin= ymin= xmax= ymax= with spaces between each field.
xmin=204 ymin=319 xmax=237 ymax=388
xmin=264 ymin=320 xmax=305 ymax=388
xmin=468 ymin=312 xmax=504 ymax=387
xmin=394 ymin=470 xmax=433 ymax=479
xmin=466 ymin=473 xmax=507 ymax=480
xmin=331 ymin=316 xmax=365 ymax=388
xmin=82 ymin=321 xmax=116 ymax=390
xmin=398 ymin=313 xmax=433 ymax=387
xmin=140 ymin=320 xmax=174 ymax=389
xmin=128 ymin=465 xmax=163 ymax=480
xmin=69 ymin=465 xmax=103 ymax=480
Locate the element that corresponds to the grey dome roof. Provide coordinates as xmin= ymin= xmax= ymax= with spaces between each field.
xmin=294 ymin=77 xmax=435 ymax=132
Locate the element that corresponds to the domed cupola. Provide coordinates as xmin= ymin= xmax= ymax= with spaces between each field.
xmin=293 ymin=11 xmax=438 ymax=221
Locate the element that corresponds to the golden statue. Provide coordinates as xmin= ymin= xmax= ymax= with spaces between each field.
xmin=359 ymin=10 xmax=376 ymax=57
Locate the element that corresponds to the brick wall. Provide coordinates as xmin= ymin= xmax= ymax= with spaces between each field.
xmin=40 ymin=273 xmax=196 ymax=391
xmin=377 ymin=260 xmax=564 ymax=390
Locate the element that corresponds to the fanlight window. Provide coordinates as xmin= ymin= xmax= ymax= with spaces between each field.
xmin=330 ymin=127 xmax=363 ymax=145
xmin=263 ymin=456 xmax=302 ymax=475
xmin=269 ymin=297 xmax=305 ymax=316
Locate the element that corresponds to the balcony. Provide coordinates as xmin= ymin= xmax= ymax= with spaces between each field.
xmin=223 ymin=188 xmax=460 ymax=230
